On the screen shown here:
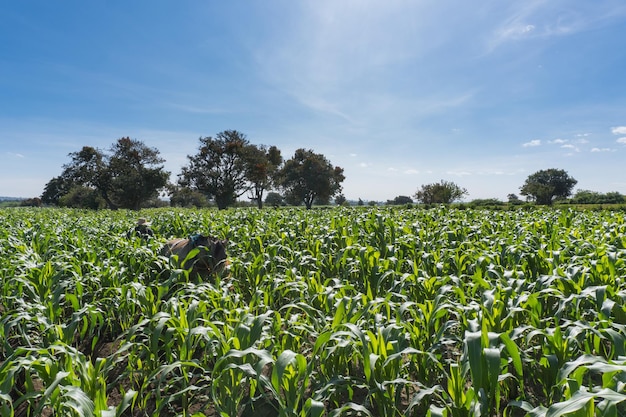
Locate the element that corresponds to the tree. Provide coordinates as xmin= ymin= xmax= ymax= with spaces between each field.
xmin=334 ymin=194 xmax=347 ymax=206
xmin=507 ymin=193 xmax=523 ymax=205
xmin=107 ymin=137 xmax=170 ymax=210
xmin=47 ymin=138 xmax=169 ymax=210
xmin=386 ymin=195 xmax=413 ymax=205
xmin=62 ymin=146 xmax=115 ymax=208
xmin=570 ymin=189 xmax=625 ymax=205
xmin=520 ymin=168 xmax=577 ymax=205
xmin=41 ymin=175 xmax=74 ymax=205
xmin=246 ymin=145 xmax=282 ymax=209
xmin=605 ymin=192 xmax=626 ymax=204
xmin=469 ymin=198 xmax=504 ymax=207
xmin=167 ymin=184 xmax=211 ymax=207
xmin=276 ymin=149 xmax=345 ymax=209
xmin=265 ymin=192 xmax=284 ymax=207
xmin=178 ymin=130 xmax=252 ymax=210
xmin=20 ymin=197 xmax=42 ymax=207
xmin=414 ymin=180 xmax=468 ymax=204
xmin=59 ymin=185 xmax=106 ymax=209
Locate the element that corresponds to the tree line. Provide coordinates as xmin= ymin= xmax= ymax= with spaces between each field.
xmin=39 ymin=133 xmax=623 ymax=210
xmin=41 ymin=132 xmax=345 ymax=210
xmin=395 ymin=168 xmax=624 ymax=206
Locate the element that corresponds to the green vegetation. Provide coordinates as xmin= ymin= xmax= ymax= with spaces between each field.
xmin=177 ymin=131 xmax=282 ymax=210
xmin=2 ymin=206 xmax=626 ymax=416
xmin=414 ymin=180 xmax=468 ymax=204
xmin=520 ymin=168 xmax=578 ymax=205
xmin=41 ymin=132 xmax=345 ymax=210
xmin=34 ymin=133 xmax=622 ymax=211
xmin=276 ymin=148 xmax=345 ymax=209
xmin=41 ymin=138 xmax=169 ymax=210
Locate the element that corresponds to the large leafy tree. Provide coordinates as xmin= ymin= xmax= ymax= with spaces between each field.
xmin=41 ymin=175 xmax=74 ymax=205
xmin=43 ymin=138 xmax=169 ymax=209
xmin=414 ymin=180 xmax=468 ymax=204
xmin=57 ymin=146 xmax=115 ymax=208
xmin=246 ymin=145 xmax=282 ymax=209
xmin=178 ymin=130 xmax=252 ymax=209
xmin=277 ymin=148 xmax=345 ymax=209
xmin=107 ymin=137 xmax=170 ymax=210
xmin=520 ymin=168 xmax=577 ymax=205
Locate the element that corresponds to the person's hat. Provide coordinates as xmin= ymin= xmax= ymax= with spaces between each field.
xmin=137 ymin=218 xmax=151 ymax=226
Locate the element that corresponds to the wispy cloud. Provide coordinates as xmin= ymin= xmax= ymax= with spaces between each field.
xmin=253 ymin=1 xmax=479 ymax=128
xmin=487 ymin=1 xmax=626 ymax=52
xmin=591 ymin=147 xmax=614 ymax=152
xmin=523 ymin=139 xmax=541 ymax=147
xmin=617 ymin=137 xmax=626 ymax=144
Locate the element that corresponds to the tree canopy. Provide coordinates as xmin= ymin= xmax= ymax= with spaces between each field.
xmin=178 ymin=130 xmax=254 ymax=210
xmin=108 ymin=138 xmax=170 ymax=210
xmin=245 ymin=145 xmax=282 ymax=209
xmin=42 ymin=138 xmax=169 ymax=209
xmin=414 ymin=180 xmax=468 ymax=204
xmin=386 ymin=195 xmax=413 ymax=205
xmin=570 ymin=189 xmax=625 ymax=205
xmin=277 ymin=148 xmax=345 ymax=209
xmin=520 ymin=168 xmax=577 ymax=205
xmin=42 ymin=131 xmax=347 ymax=210
xmin=40 ymin=133 xmax=619 ymax=210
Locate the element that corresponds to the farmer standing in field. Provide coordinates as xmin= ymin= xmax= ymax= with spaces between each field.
xmin=127 ymin=218 xmax=154 ymax=239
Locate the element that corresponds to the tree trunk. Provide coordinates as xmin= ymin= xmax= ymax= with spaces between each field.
xmin=100 ymin=190 xmax=117 ymax=210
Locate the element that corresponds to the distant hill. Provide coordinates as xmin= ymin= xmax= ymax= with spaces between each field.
xmin=0 ymin=196 xmax=25 ymax=201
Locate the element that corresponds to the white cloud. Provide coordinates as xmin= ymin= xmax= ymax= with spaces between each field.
xmin=523 ymin=139 xmax=541 ymax=147
xmin=7 ymin=152 xmax=25 ymax=158
xmin=591 ymin=147 xmax=613 ymax=152
xmin=613 ymin=127 xmax=626 ymax=135
xmin=359 ymin=162 xmax=369 ymax=168
xmin=549 ymin=138 xmax=567 ymax=144
xmin=487 ymin=2 xmax=626 ymax=53
xmin=404 ymin=169 xmax=419 ymax=175
xmin=617 ymin=137 xmax=626 ymax=144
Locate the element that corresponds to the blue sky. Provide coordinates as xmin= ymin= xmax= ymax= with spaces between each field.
xmin=2 ymin=1 xmax=626 ymax=202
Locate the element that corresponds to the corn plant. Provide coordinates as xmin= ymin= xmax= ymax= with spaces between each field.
xmin=3 ymin=206 xmax=626 ymax=415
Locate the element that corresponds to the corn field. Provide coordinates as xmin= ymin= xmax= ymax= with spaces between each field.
xmin=1 ymin=206 xmax=626 ymax=417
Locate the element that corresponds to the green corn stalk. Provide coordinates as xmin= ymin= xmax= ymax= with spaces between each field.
xmin=464 ymin=320 xmax=503 ymax=416
xmin=262 ymin=349 xmax=317 ymax=417
xmin=211 ymin=347 xmax=274 ymax=417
